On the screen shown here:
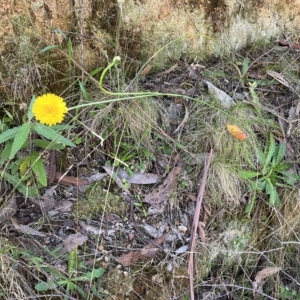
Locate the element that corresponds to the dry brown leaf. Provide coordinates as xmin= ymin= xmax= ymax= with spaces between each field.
xmin=267 ymin=70 xmax=291 ymax=89
xmin=143 ymin=165 xmax=182 ymax=207
xmin=254 ymin=267 xmax=281 ymax=282
xmin=103 ymin=166 xmax=160 ymax=185
xmin=0 ymin=194 xmax=17 ymax=224
xmin=252 ymin=267 xmax=281 ymax=299
xmin=247 ymin=72 xmax=265 ymax=79
xmin=63 ymin=233 xmax=88 ymax=252
xmin=119 ymin=234 xmax=166 ymax=266
xmin=53 ymin=200 xmax=73 ymax=213
xmin=55 ymin=172 xmax=89 ymax=186
xmin=157 ymin=63 xmax=179 ymax=76
xmin=173 ymin=100 xmax=189 ymax=134
xmin=198 ymin=222 xmax=207 ymax=243
xmin=279 ymin=38 xmax=300 ymax=50
xmin=102 ymin=166 xmax=125 ymax=188
xmin=30 ymin=196 xmax=57 ymax=211
xmin=205 ymin=80 xmax=235 ymax=108
xmin=11 ymin=218 xmax=46 ymax=237
xmin=140 ymin=64 xmax=152 ymax=76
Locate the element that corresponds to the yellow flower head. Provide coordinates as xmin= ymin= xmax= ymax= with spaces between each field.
xmin=32 ymin=93 xmax=68 ymax=126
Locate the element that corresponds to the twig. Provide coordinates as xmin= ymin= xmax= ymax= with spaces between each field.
xmin=188 ymin=149 xmax=213 ymax=300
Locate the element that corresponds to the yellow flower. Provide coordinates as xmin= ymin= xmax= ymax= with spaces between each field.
xmin=32 ymin=93 xmax=68 ymax=126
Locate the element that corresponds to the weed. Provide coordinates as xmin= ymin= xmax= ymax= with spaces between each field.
xmin=134 ymin=194 xmax=148 ymax=217
xmin=279 ymin=285 xmax=300 ymax=300
xmin=240 ymin=134 xmax=300 ymax=211
xmin=34 ymin=249 xmax=105 ymax=299
xmin=0 ymin=96 xmax=75 ymax=196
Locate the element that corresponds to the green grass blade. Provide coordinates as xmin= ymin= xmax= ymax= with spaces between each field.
xmin=39 ymin=45 xmax=59 ymax=53
xmin=90 ymin=67 xmax=102 ymax=77
xmin=10 ymin=122 xmax=30 ymax=159
xmin=79 ymin=81 xmax=89 ymax=101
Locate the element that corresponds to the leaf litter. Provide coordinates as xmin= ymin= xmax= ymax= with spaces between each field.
xmin=2 ymin=42 xmax=300 ymax=299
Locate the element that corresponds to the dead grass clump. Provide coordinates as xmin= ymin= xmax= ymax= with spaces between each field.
xmin=0 ymin=239 xmax=36 ymax=298
xmin=88 ymin=93 xmax=159 ymax=161
xmin=1 ymin=37 xmax=47 ymax=101
xmin=183 ymin=97 xmax=279 ymax=208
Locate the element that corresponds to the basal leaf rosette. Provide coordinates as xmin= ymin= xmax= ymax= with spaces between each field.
xmin=32 ymin=93 xmax=67 ymax=126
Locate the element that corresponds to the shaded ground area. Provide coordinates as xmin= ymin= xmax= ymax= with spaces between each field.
xmin=1 ymin=40 xmax=300 ymax=299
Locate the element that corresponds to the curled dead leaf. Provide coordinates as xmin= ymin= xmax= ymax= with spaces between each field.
xmin=226 ymin=124 xmax=247 ymax=141
xmin=119 ymin=234 xmax=166 ymax=266
xmin=252 ymin=267 xmax=281 ymax=299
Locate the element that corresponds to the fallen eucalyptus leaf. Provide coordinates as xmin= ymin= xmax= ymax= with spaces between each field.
xmin=205 ymin=80 xmax=235 ymax=108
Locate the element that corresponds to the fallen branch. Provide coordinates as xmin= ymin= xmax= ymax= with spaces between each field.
xmin=188 ymin=149 xmax=213 ymax=300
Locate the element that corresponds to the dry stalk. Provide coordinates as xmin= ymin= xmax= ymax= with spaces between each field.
xmin=188 ymin=149 xmax=213 ymax=300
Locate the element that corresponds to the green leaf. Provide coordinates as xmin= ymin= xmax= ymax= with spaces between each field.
xmin=10 ymin=122 xmax=31 ymax=159
xmin=33 ymin=123 xmax=75 ymax=147
xmin=262 ymin=134 xmax=275 ymax=175
xmin=0 ymin=127 xmax=19 ymax=144
xmin=68 ymin=249 xmax=78 ymax=276
xmin=90 ymin=67 xmax=102 ymax=77
xmin=72 ymin=268 xmax=105 ymax=282
xmin=35 ymin=281 xmax=56 ymax=292
xmin=277 ymin=171 xmax=300 ymax=186
xmin=30 ymin=151 xmax=47 ymax=187
xmin=0 ymin=142 xmax=12 ymax=163
xmin=250 ymin=178 xmax=265 ymax=191
xmin=245 ymin=199 xmax=256 ymax=214
xmin=79 ymin=81 xmax=89 ymax=101
xmin=66 ymin=281 xmax=76 ymax=292
xmin=272 ymin=142 xmax=286 ymax=166
xmin=41 ymin=266 xmax=67 ymax=279
xmin=242 ymin=58 xmax=249 ymax=78
xmin=75 ymin=285 xmax=88 ymax=300
xmin=2 ymin=172 xmax=39 ymax=197
xmin=27 ymin=96 xmax=36 ymax=121
xmin=19 ymin=156 xmax=31 ymax=174
xmin=265 ymin=178 xmax=280 ymax=206
xmin=257 ymin=148 xmax=265 ymax=166
xmin=239 ymin=171 xmax=260 ymax=179
xmin=34 ymin=139 xmax=65 ymax=150
xmin=273 ymin=162 xmax=292 ymax=172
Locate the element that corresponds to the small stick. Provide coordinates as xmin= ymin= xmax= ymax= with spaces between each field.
xmin=188 ymin=149 xmax=213 ymax=300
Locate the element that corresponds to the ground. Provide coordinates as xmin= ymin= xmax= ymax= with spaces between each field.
xmin=0 ymin=40 xmax=300 ymax=299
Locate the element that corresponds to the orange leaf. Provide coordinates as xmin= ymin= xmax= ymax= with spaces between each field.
xmin=226 ymin=124 xmax=247 ymax=141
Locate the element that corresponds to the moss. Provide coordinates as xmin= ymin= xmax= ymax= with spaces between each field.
xmin=77 ymin=183 xmax=127 ymax=220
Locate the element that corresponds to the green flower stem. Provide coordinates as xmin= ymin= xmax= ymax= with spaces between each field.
xmin=68 ymin=55 xmax=233 ymax=126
